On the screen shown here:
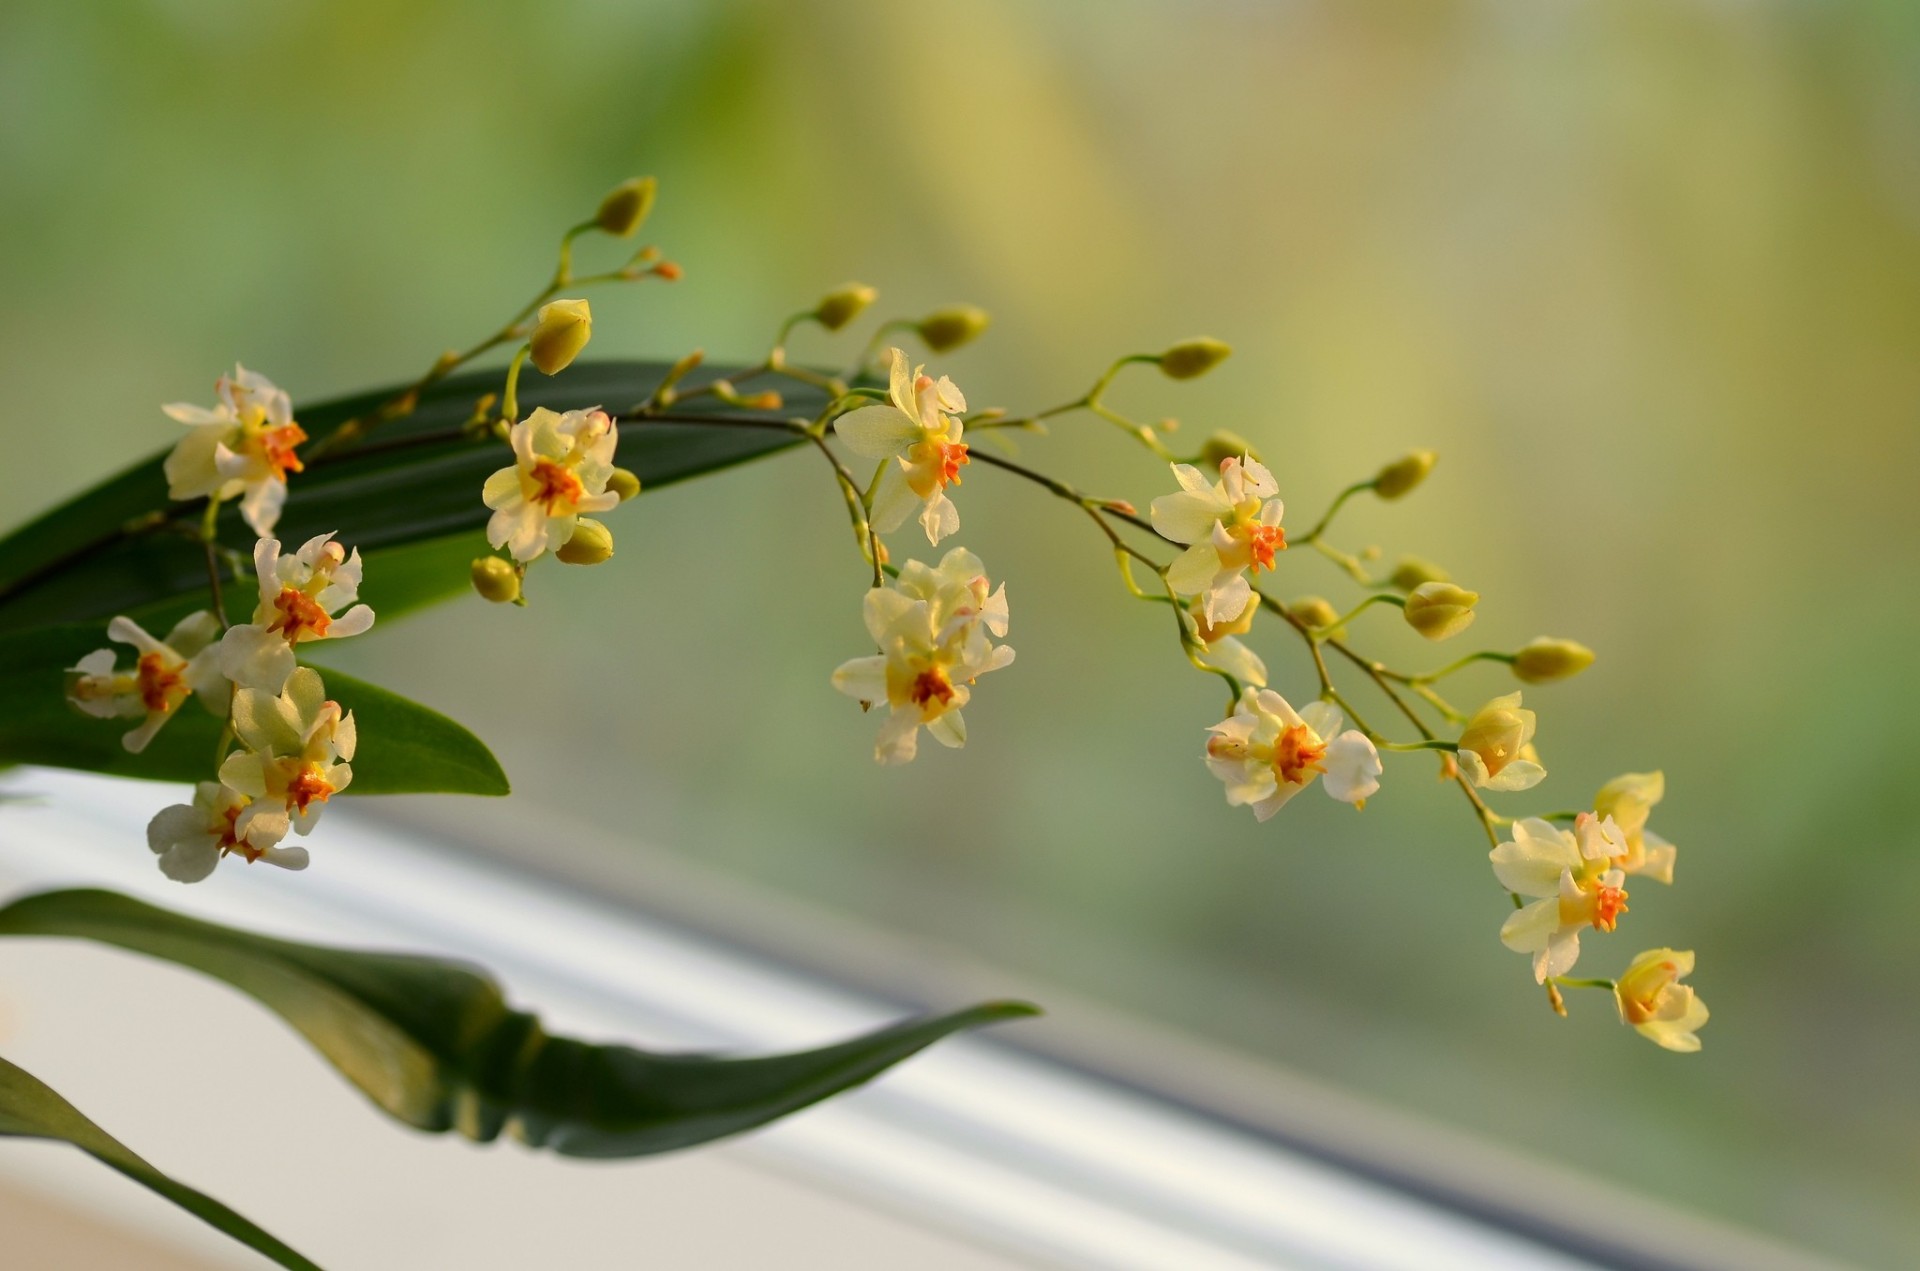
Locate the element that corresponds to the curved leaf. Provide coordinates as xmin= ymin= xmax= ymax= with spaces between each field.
xmin=0 ymin=624 xmax=507 ymax=795
xmin=0 ymin=361 xmax=810 ymax=632
xmin=0 ymin=1052 xmax=321 ymax=1270
xmin=0 ymin=889 xmax=1038 ymax=1157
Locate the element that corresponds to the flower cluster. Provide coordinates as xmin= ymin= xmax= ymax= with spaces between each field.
xmin=66 ymin=371 xmax=375 ymax=882
xmin=64 ymin=184 xmax=1701 ymax=1054
xmin=797 ymin=310 xmax=1705 ymax=1051
xmin=831 ymin=547 xmax=1013 ymax=764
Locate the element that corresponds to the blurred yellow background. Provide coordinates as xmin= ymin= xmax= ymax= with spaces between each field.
xmin=3 ymin=1 xmax=1916 ymax=1265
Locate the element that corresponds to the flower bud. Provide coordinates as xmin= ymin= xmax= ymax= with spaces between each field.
xmin=1158 ymin=337 xmax=1233 ymax=380
xmin=556 ymin=517 xmax=614 ymax=566
xmin=917 ymin=305 xmax=990 ymax=353
xmin=471 ymin=557 xmax=520 ymax=604
xmin=1373 ymin=450 xmax=1436 ymax=500
xmin=1403 ymin=581 xmax=1478 ymax=640
xmin=594 ymin=176 xmax=657 ymax=237
xmin=529 ymin=298 xmax=592 ymax=376
xmin=1287 ymin=595 xmax=1341 ymax=632
xmin=1511 ymin=636 xmax=1595 ymax=684
xmin=607 ymin=467 xmax=642 ymax=502
xmin=816 ymin=282 xmax=878 ymax=332
xmin=1197 ymin=430 xmax=1261 ymax=470
xmin=1387 ymin=555 xmax=1450 ymax=592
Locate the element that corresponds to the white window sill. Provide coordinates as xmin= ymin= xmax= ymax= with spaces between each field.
xmin=0 ymin=770 xmax=1795 ymax=1270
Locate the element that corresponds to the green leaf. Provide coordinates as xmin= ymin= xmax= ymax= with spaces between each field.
xmin=0 ymin=1051 xmax=322 ymax=1270
xmin=0 ymin=623 xmax=507 ymax=795
xmin=0 ymin=889 xmax=1037 ymax=1157
xmin=0 ymin=361 xmax=810 ymax=632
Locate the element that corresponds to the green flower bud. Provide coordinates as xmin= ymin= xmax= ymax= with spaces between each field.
xmin=1387 ymin=556 xmax=1450 ymax=592
xmin=1373 ymin=450 xmax=1436 ymax=500
xmin=556 ymin=517 xmax=614 ymax=566
xmin=471 ymin=557 xmax=520 ymax=604
xmin=816 ymin=282 xmax=878 ymax=332
xmin=1158 ymin=337 xmax=1233 ymax=381
xmin=594 ymin=177 xmax=657 ymax=237
xmin=529 ymin=298 xmax=592 ymax=376
xmin=607 ymin=467 xmax=642 ymax=502
xmin=1197 ymin=429 xmax=1261 ymax=470
xmin=1511 ymin=637 xmax=1595 ymax=684
xmin=917 ymin=305 xmax=991 ymax=353
xmin=1403 ymin=581 xmax=1479 ymax=641
xmin=1287 ymin=594 xmax=1342 ymax=631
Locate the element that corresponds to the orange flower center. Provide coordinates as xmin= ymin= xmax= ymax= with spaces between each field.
xmin=135 ymin=652 xmax=186 ymax=713
xmin=1245 ymin=522 xmax=1287 ymax=572
xmin=531 ymin=458 xmax=584 ymax=511
xmin=936 ymin=441 xmax=969 ymax=487
xmin=214 ymin=803 xmax=265 ymax=863
xmin=259 ymin=422 xmax=307 ymax=478
xmin=287 ymin=765 xmax=336 ymax=815
xmin=1590 ymin=883 xmax=1629 ymax=932
xmin=1275 ymin=724 xmax=1327 ymax=785
xmin=910 ymin=667 xmax=955 ymax=710
xmin=268 ymin=586 xmax=331 ymax=642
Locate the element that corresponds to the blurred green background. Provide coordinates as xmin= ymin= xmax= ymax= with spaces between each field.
xmin=4 ymin=0 xmax=1917 ymax=1265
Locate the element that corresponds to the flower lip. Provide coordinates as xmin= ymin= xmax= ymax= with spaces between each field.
xmin=268 ymin=587 xmax=332 ymax=642
xmin=135 ymin=652 xmax=186 ymax=713
xmin=1276 ymin=724 xmax=1327 ymax=785
xmin=531 ymin=457 xmax=586 ymax=510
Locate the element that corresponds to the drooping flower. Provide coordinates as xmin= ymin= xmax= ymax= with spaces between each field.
xmin=1489 ymin=817 xmax=1629 ymax=981
xmin=481 ymin=407 xmax=620 ymax=562
xmin=219 ymin=533 xmax=375 ymax=693
xmin=833 ymin=348 xmax=970 ymax=545
xmin=1150 ymin=456 xmax=1286 ymax=626
xmin=1456 ymin=691 xmax=1546 ymax=791
xmin=1186 ymin=594 xmax=1267 ymax=688
xmin=830 ymin=547 xmax=1012 ymax=764
xmin=1204 ymin=687 xmax=1381 ymax=821
xmin=162 ymin=366 xmax=308 ymax=536
xmin=145 ymin=781 xmax=307 ymax=883
xmin=1613 ymin=948 xmax=1709 ymax=1052
xmin=218 ymin=666 xmax=356 ymax=836
xmin=1593 ymin=771 xmax=1677 ymax=884
xmin=66 ymin=612 xmax=230 ymax=753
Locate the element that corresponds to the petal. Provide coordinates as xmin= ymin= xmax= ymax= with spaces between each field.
xmin=1297 ymin=699 xmax=1344 ymax=741
xmin=157 ymin=840 xmax=221 ymax=884
xmin=121 ymin=710 xmax=174 ymax=754
xmin=106 ymin=616 xmax=166 ymax=656
xmin=868 ymin=463 xmax=919 ymax=533
xmin=218 ymin=752 xmax=269 ymax=798
xmin=1489 ymin=839 xmax=1566 ymax=898
xmin=1165 ymin=543 xmax=1220 ymax=596
xmin=482 ymin=465 xmax=523 ymax=510
xmin=218 ymin=624 xmax=296 ymax=694
xmin=1149 ymin=490 xmax=1227 ymax=545
xmin=834 ymin=404 xmax=920 ymax=460
xmin=146 ymin=803 xmax=208 ymax=854
xmin=919 ymin=492 xmax=960 ymax=545
xmin=261 ymin=845 xmax=311 ymax=871
xmin=1320 ymin=732 xmax=1382 ymax=805
xmin=831 ymin=655 xmax=889 ymax=702
xmin=886 ymin=347 xmax=915 ymax=416
xmin=1499 ymin=897 xmax=1561 ymax=953
xmin=1201 ymin=636 xmax=1267 ymax=688
xmin=873 ymin=708 xmax=920 ymax=765
xmin=927 ymin=710 xmax=967 ymax=748
xmin=240 ymin=478 xmax=287 ymax=537
xmin=325 ymin=605 xmax=375 ymax=639
xmin=163 ymin=610 xmax=224 ymax=658
xmin=1486 ymin=759 xmax=1547 ymax=792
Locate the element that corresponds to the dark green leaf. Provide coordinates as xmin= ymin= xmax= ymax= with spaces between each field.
xmin=0 ymin=1051 xmax=322 ymax=1270
xmin=0 ymin=623 xmax=507 ymax=795
xmin=0 ymin=361 xmax=810 ymax=632
xmin=0 ymin=889 xmax=1037 ymax=1157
